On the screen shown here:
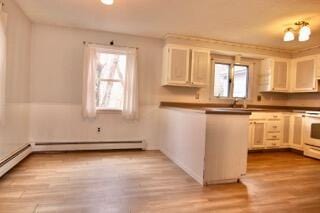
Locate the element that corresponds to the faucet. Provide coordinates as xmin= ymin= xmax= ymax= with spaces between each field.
xmin=232 ymin=98 xmax=239 ymax=108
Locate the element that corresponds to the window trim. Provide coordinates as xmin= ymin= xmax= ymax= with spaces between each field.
xmin=210 ymin=59 xmax=251 ymax=100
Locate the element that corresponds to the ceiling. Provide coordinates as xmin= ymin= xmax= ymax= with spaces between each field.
xmin=15 ymin=0 xmax=320 ymax=51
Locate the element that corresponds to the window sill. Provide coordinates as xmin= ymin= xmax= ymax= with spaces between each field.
xmin=211 ymin=97 xmax=248 ymax=100
xmin=97 ymin=109 xmax=122 ymax=114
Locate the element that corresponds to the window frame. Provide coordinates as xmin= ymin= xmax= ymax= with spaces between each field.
xmin=95 ymin=49 xmax=127 ymax=112
xmin=211 ymin=59 xmax=250 ymax=100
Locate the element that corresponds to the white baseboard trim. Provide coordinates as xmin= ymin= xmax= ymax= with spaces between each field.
xmin=32 ymin=140 xmax=147 ymax=152
xmin=160 ymin=147 xmax=203 ymax=185
xmin=0 ymin=144 xmax=32 ymax=177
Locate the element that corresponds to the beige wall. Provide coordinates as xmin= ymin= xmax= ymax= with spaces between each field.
xmin=0 ymin=0 xmax=31 ymax=160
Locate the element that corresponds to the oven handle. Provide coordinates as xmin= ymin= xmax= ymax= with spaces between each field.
xmin=305 ymin=114 xmax=320 ymax=118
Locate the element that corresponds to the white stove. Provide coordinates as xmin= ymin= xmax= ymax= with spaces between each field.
xmin=304 ymin=112 xmax=320 ymax=159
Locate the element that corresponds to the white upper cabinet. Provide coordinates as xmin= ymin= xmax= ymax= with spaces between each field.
xmin=260 ymin=55 xmax=320 ymax=93
xmin=162 ymin=45 xmax=210 ymax=87
xmin=191 ymin=49 xmax=210 ymax=86
xmin=162 ymin=45 xmax=190 ymax=86
xmin=291 ymin=55 xmax=318 ymax=92
xmin=259 ymin=58 xmax=290 ymax=92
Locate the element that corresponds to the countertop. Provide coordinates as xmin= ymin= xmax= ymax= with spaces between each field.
xmin=160 ymin=101 xmax=320 ymax=115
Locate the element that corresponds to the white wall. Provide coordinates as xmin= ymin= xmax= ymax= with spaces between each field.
xmin=0 ymin=0 xmax=31 ymax=160
xmin=159 ymin=108 xmax=206 ymax=184
xmin=29 ymin=24 xmax=164 ymax=150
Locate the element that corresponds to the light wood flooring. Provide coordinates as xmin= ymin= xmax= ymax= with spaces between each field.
xmin=0 ymin=151 xmax=320 ymax=213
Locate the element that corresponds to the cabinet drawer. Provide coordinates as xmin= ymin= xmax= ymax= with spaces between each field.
xmin=266 ymin=133 xmax=281 ymax=140
xmin=266 ymin=122 xmax=282 ymax=132
xmin=266 ymin=139 xmax=280 ymax=147
xmin=267 ymin=114 xmax=282 ymax=121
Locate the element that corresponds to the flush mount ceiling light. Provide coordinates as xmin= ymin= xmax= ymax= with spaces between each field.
xmin=101 ymin=0 xmax=114 ymax=5
xmin=283 ymin=21 xmax=311 ymax=42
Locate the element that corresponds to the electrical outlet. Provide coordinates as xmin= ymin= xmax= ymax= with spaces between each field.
xmin=195 ymin=91 xmax=200 ymax=100
xmin=257 ymin=95 xmax=262 ymax=102
xmin=97 ymin=127 xmax=101 ymax=133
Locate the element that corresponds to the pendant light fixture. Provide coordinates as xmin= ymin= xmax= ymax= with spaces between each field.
xmin=298 ymin=21 xmax=311 ymax=42
xmin=283 ymin=28 xmax=294 ymax=42
xmin=101 ymin=0 xmax=114 ymax=5
xmin=283 ymin=21 xmax=311 ymax=42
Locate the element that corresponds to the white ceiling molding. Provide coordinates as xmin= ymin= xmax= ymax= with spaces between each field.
xmin=165 ymin=34 xmax=320 ymax=57
xmin=165 ymin=34 xmax=292 ymax=54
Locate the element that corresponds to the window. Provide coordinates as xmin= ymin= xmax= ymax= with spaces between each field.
xmin=213 ymin=63 xmax=230 ymax=98
xmin=213 ymin=63 xmax=249 ymax=99
xmin=95 ymin=51 xmax=127 ymax=110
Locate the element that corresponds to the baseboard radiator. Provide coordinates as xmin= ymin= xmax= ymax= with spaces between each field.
xmin=0 ymin=144 xmax=32 ymax=177
xmin=33 ymin=140 xmax=147 ymax=152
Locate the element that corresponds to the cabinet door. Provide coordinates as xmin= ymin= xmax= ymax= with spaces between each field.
xmin=168 ymin=47 xmax=190 ymax=85
xmin=273 ymin=61 xmax=289 ymax=91
xmin=291 ymin=116 xmax=303 ymax=149
xmin=252 ymin=122 xmax=265 ymax=148
xmin=191 ymin=49 xmax=210 ymax=86
xmin=259 ymin=58 xmax=273 ymax=91
xmin=292 ymin=58 xmax=317 ymax=92
xmin=282 ymin=115 xmax=290 ymax=147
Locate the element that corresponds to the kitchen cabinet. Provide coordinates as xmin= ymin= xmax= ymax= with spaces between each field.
xmin=260 ymin=58 xmax=290 ymax=92
xmin=162 ymin=44 xmax=210 ymax=87
xmin=190 ymin=48 xmax=210 ymax=86
xmin=265 ymin=114 xmax=282 ymax=148
xmin=249 ymin=121 xmax=265 ymax=149
xmin=291 ymin=55 xmax=318 ymax=92
xmin=281 ymin=114 xmax=291 ymax=147
xmin=248 ymin=112 xmax=306 ymax=151
xmin=290 ymin=114 xmax=304 ymax=150
xmin=162 ymin=45 xmax=190 ymax=86
xmin=259 ymin=54 xmax=320 ymax=93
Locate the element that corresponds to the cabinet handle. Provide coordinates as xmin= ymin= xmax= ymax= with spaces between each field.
xmin=273 ymin=126 xmax=277 ymax=128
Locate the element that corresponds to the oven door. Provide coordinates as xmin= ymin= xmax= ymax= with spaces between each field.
xmin=304 ymin=115 xmax=320 ymax=147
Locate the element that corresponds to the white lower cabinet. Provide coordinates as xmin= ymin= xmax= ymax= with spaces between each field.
xmin=290 ymin=114 xmax=304 ymax=150
xmin=249 ymin=121 xmax=265 ymax=149
xmin=282 ymin=115 xmax=291 ymax=145
xmin=248 ymin=112 xmax=304 ymax=151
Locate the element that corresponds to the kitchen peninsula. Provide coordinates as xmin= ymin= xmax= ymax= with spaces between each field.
xmin=159 ymin=104 xmax=251 ymax=185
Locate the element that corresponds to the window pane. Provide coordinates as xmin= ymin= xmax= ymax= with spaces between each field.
xmin=96 ymin=81 xmax=123 ymax=110
xmin=213 ymin=63 xmax=230 ymax=97
xmin=95 ymin=51 xmax=127 ymax=110
xmin=97 ymin=52 xmax=126 ymax=81
xmin=233 ymin=65 xmax=248 ymax=98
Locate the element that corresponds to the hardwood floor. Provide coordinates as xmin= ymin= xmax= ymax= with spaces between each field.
xmin=0 ymin=151 xmax=320 ymax=213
